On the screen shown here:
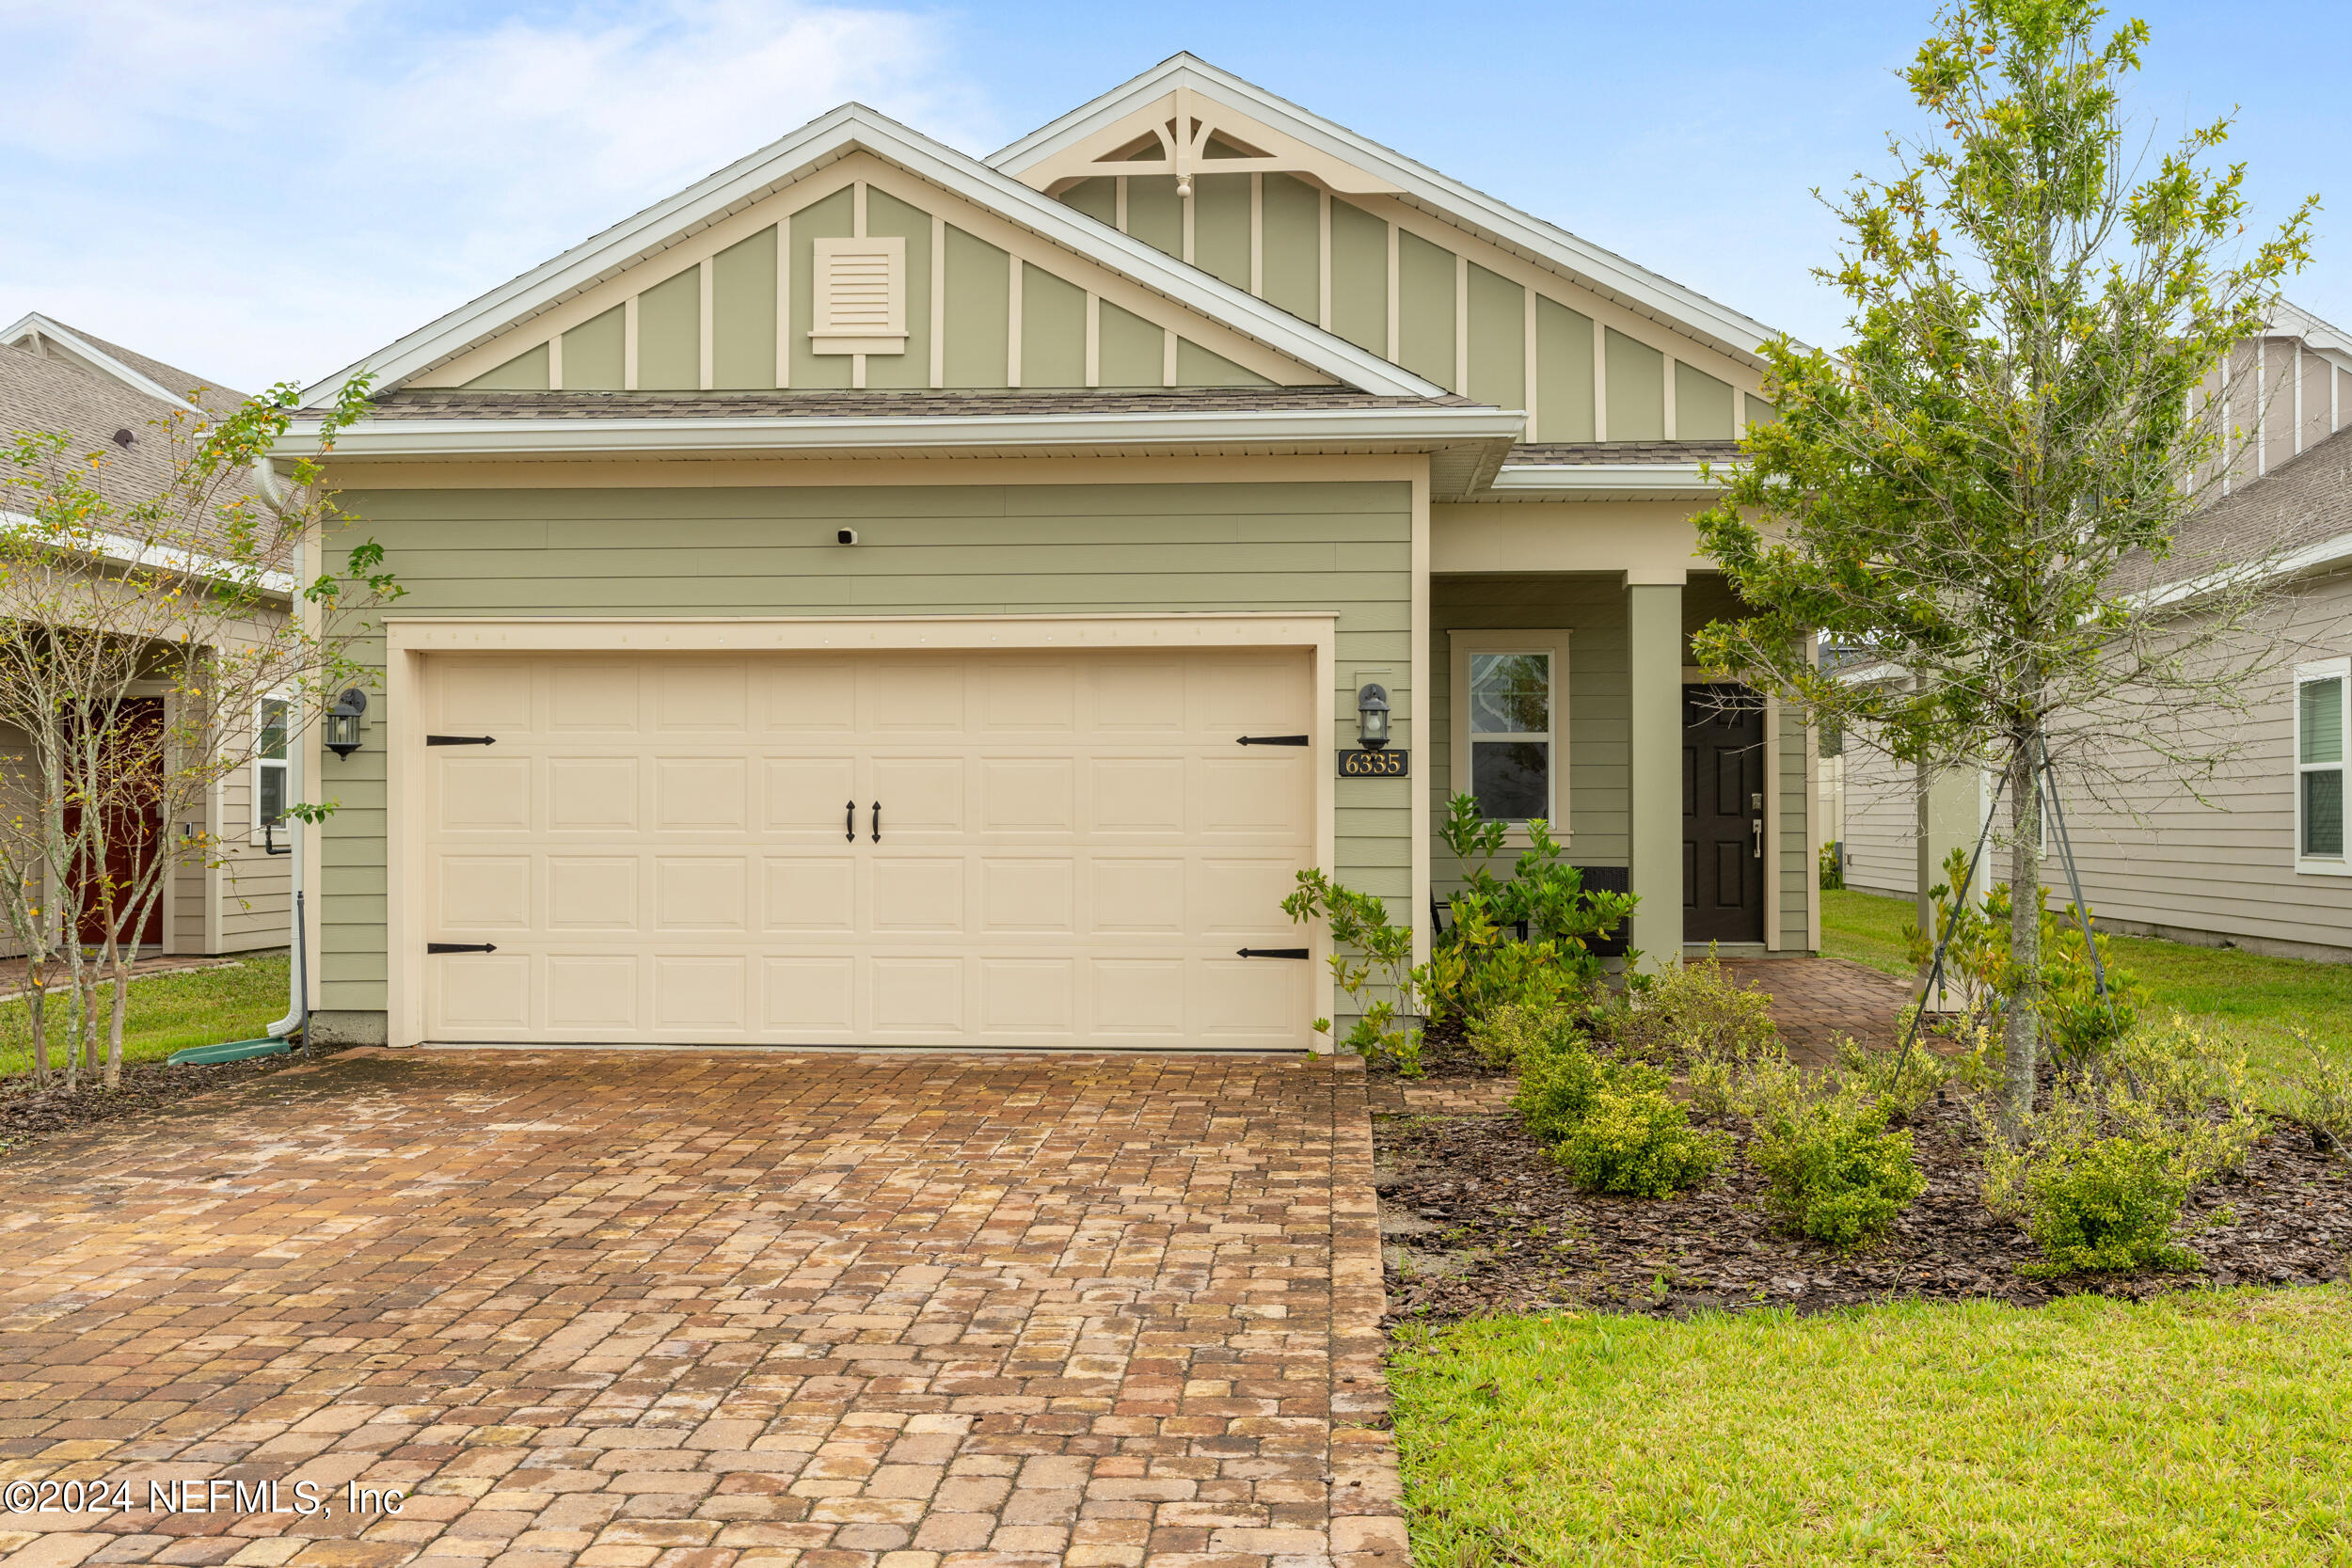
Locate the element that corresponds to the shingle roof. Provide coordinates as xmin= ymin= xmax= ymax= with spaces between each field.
xmin=0 ymin=341 xmax=260 ymax=522
xmin=2132 ymin=422 xmax=2352 ymax=590
xmin=31 ymin=320 xmax=246 ymax=420
xmin=1504 ymin=440 xmax=1742 ymax=466
xmin=345 ymin=386 xmax=1491 ymax=420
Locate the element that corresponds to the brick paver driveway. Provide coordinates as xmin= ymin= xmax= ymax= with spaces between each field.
xmin=0 ymin=1051 xmax=1402 ymax=1568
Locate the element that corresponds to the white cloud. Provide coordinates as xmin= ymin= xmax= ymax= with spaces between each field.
xmin=0 ymin=0 xmax=991 ymax=388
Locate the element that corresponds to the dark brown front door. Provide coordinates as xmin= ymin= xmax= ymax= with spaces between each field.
xmin=1682 ymin=685 xmax=1765 ymax=944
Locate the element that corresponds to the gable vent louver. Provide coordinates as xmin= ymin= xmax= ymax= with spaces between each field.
xmin=811 ymin=236 xmax=908 ymax=356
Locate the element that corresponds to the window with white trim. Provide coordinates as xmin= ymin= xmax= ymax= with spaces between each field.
xmin=1451 ymin=630 xmax=1570 ymax=829
xmin=2296 ymin=658 xmax=2347 ymax=872
xmin=254 ymin=696 xmax=289 ymax=839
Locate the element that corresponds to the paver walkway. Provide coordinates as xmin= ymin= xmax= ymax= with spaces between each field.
xmin=1720 ymin=957 xmax=1917 ymax=1066
xmin=0 ymin=1051 xmax=1402 ymax=1568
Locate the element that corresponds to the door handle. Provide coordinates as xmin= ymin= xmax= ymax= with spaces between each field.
xmin=871 ymin=801 xmax=881 ymax=843
xmin=1752 ymin=816 xmax=1764 ymax=859
xmin=845 ymin=800 xmax=855 ymax=843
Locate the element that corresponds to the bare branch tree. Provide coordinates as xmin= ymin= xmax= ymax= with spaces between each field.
xmin=0 ymin=375 xmax=394 ymax=1089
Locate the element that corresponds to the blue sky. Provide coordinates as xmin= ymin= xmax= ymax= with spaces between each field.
xmin=4 ymin=0 xmax=2344 ymax=392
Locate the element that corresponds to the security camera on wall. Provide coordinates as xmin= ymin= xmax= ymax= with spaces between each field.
xmin=837 ymin=529 xmax=859 ymax=546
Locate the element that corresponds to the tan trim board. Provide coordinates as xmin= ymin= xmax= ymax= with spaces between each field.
xmin=1764 ymin=689 xmax=1781 ymax=951
xmin=1410 ymin=467 xmax=1432 ymax=968
xmin=328 ymin=450 xmax=1433 ymax=490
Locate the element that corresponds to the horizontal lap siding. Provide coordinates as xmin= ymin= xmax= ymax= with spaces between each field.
xmin=2054 ymin=572 xmax=2352 ymax=954
xmin=320 ymin=480 xmax=1413 ymax=1010
xmin=1840 ymin=731 xmax=1917 ymax=898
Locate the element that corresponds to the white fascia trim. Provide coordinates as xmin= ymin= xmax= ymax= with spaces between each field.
xmin=1489 ymin=461 xmax=1724 ymax=496
xmin=2 ymin=312 xmax=206 ymax=414
xmin=300 ymin=104 xmax=1441 ymax=406
xmin=991 ymin=55 xmax=1797 ymax=366
xmin=0 ymin=510 xmax=295 ymax=597
xmin=288 ymin=404 xmax=1526 ymax=461
xmin=2266 ymin=299 xmax=2352 ymax=374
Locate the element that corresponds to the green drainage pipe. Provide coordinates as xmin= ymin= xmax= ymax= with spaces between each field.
xmin=167 ymin=892 xmax=310 ymax=1069
xmin=167 ymin=1037 xmax=290 ymax=1067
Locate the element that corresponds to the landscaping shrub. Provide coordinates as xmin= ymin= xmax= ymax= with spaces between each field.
xmin=2291 ymin=1053 xmax=2352 ymax=1155
xmin=1989 ymin=1127 xmax=2198 ymax=1275
xmin=2107 ymin=1014 xmax=2265 ymax=1177
xmin=1433 ymin=794 xmax=1636 ymax=1029
xmin=1553 ymin=1086 xmax=1729 ymax=1197
xmin=1510 ymin=1035 xmax=1667 ymax=1146
xmin=1282 ymin=869 xmax=1437 ymax=1074
xmin=1470 ymin=999 xmax=1581 ymax=1069
xmin=1750 ymin=1092 xmax=1927 ymax=1246
xmin=1835 ymin=1034 xmax=1948 ymax=1125
xmin=1978 ymin=1074 xmax=2234 ymax=1275
xmin=1605 ymin=951 xmax=1779 ymax=1069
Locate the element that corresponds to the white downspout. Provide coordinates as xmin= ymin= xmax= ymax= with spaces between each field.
xmin=255 ymin=458 xmax=306 ymax=1040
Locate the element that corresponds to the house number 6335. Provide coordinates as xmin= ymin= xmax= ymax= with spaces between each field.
xmin=1337 ymin=749 xmax=1409 ymax=777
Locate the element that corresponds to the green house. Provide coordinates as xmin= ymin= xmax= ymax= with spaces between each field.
xmin=284 ymin=55 xmax=1819 ymax=1052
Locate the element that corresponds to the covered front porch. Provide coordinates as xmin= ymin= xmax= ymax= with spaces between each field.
xmin=1422 ymin=493 xmax=1819 ymax=962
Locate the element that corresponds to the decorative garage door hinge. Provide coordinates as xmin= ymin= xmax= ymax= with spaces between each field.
xmin=1234 ymin=734 xmax=1310 ymax=746
xmin=426 ymin=735 xmax=498 ymax=746
xmin=426 ymin=942 xmax=498 ymax=954
xmin=1235 ymin=946 xmax=1311 ymax=959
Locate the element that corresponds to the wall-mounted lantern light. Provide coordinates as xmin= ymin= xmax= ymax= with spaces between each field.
xmin=325 ymin=689 xmax=368 ymax=759
xmin=1356 ymin=683 xmax=1391 ymax=749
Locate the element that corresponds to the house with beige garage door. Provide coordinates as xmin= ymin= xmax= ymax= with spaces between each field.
xmin=281 ymin=55 xmax=1819 ymax=1052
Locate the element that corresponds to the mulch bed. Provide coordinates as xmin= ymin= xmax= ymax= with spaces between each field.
xmin=1375 ymin=1055 xmax=2352 ymax=1322
xmin=0 ymin=1043 xmax=358 ymax=1157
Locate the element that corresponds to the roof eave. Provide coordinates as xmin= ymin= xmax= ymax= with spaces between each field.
xmin=1486 ymin=461 xmax=1726 ymax=499
xmin=287 ymin=404 xmax=1523 ymax=495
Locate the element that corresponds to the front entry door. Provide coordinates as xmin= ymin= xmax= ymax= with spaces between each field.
xmin=1682 ymin=685 xmax=1766 ymax=943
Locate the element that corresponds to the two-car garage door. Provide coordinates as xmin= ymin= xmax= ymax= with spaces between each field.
xmin=420 ymin=647 xmax=1317 ymax=1049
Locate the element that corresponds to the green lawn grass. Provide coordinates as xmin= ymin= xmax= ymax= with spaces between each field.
xmin=1393 ymin=1291 xmax=2352 ymax=1567
xmin=1822 ymin=887 xmax=2352 ymax=1101
xmin=0 ymin=952 xmax=292 ymax=1082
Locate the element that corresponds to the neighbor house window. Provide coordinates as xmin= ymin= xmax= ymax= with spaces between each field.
xmin=256 ymin=696 xmax=289 ymax=836
xmin=2296 ymin=659 xmax=2347 ymax=872
xmin=1451 ymin=630 xmax=1570 ymax=829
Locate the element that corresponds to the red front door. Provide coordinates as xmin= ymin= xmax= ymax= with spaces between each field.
xmin=65 ymin=698 xmax=167 ymax=948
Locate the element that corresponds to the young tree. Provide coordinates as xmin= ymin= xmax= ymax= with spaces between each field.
xmin=1692 ymin=0 xmax=2313 ymax=1120
xmin=0 ymin=377 xmax=392 ymax=1090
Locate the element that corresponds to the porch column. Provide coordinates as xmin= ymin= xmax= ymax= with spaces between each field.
xmin=1628 ymin=573 xmax=1685 ymax=965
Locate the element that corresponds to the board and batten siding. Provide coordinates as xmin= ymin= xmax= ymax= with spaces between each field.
xmin=1427 ymin=574 xmax=1810 ymax=954
xmin=427 ymin=152 xmax=1297 ymax=397
xmin=315 ymin=479 xmax=1415 ymax=1016
xmin=1056 ymin=173 xmax=1774 ymax=443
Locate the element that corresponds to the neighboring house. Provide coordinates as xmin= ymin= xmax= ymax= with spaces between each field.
xmin=282 ymin=55 xmax=1820 ymax=1052
xmin=0 ymin=312 xmax=293 ymax=958
xmin=1838 ymin=304 xmax=2352 ymax=959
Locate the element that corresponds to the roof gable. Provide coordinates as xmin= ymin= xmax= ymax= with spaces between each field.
xmin=3 ymin=313 xmax=245 ymax=418
xmin=993 ymin=56 xmax=1789 ymax=366
xmin=992 ymin=56 xmax=1792 ymax=450
xmin=310 ymin=104 xmax=1443 ymax=405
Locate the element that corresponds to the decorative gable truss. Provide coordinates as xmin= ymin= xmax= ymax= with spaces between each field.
xmin=430 ymin=154 xmax=1314 ymax=395
xmin=995 ymin=57 xmax=1787 ymax=444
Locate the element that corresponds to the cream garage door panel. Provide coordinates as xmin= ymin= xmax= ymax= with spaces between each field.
xmin=421 ymin=648 xmax=1316 ymax=1047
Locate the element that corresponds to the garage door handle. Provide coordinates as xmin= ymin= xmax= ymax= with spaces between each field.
xmin=1236 ymin=734 xmax=1310 ymax=746
xmin=426 ymin=735 xmax=497 ymax=746
xmin=846 ymin=800 xmax=855 ymax=842
xmin=427 ymin=942 xmax=498 ymax=955
xmin=871 ymin=801 xmax=882 ymax=843
xmin=1236 ymin=946 xmax=1311 ymax=959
